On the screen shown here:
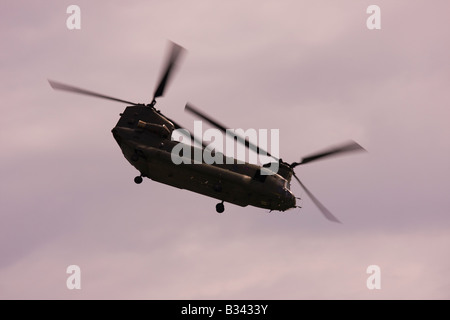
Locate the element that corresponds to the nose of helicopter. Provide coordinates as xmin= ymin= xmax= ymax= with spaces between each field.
xmin=112 ymin=126 xmax=136 ymax=147
xmin=111 ymin=128 xmax=122 ymax=146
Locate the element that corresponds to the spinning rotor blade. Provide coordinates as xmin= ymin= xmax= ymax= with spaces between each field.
xmin=185 ymin=103 xmax=277 ymax=159
xmin=48 ymin=80 xmax=139 ymax=106
xmin=291 ymin=141 xmax=366 ymax=168
xmin=293 ymin=174 xmax=341 ymax=223
xmin=153 ymin=41 xmax=186 ymax=100
xmin=167 ymin=117 xmax=210 ymax=150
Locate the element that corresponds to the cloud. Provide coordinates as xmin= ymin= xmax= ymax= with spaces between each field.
xmin=1 ymin=222 xmax=449 ymax=299
xmin=1 ymin=0 xmax=450 ymax=299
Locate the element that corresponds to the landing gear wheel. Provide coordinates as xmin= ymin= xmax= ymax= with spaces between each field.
xmin=134 ymin=176 xmax=143 ymax=184
xmin=216 ymin=201 xmax=225 ymax=213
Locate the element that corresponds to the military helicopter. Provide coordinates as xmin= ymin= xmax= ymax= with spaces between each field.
xmin=49 ymin=41 xmax=365 ymax=223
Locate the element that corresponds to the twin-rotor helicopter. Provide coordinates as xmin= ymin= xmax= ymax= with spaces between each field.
xmin=49 ymin=41 xmax=365 ymax=223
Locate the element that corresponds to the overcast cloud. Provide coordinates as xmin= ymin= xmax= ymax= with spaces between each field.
xmin=1 ymin=0 xmax=449 ymax=299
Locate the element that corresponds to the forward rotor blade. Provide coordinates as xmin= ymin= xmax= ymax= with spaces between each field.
xmin=294 ymin=174 xmax=341 ymax=223
xmin=185 ymin=103 xmax=276 ymax=159
xmin=291 ymin=141 xmax=366 ymax=168
xmin=153 ymin=41 xmax=186 ymax=100
xmin=48 ymin=80 xmax=138 ymax=105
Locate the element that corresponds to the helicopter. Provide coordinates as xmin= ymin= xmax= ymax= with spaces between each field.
xmin=49 ymin=41 xmax=366 ymax=223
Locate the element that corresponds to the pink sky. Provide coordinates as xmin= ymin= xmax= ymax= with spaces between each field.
xmin=1 ymin=0 xmax=449 ymax=299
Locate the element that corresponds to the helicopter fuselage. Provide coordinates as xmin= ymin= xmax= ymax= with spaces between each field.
xmin=49 ymin=41 xmax=364 ymax=221
xmin=111 ymin=106 xmax=296 ymax=211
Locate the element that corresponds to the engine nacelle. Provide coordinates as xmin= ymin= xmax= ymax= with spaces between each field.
xmin=137 ymin=120 xmax=171 ymax=138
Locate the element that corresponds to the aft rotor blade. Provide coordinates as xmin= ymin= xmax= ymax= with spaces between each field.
xmin=153 ymin=41 xmax=186 ymax=100
xmin=185 ymin=103 xmax=276 ymax=159
xmin=293 ymin=174 xmax=341 ymax=223
xmin=48 ymin=80 xmax=139 ymax=105
xmin=291 ymin=141 xmax=366 ymax=168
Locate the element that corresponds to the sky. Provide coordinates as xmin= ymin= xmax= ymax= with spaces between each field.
xmin=1 ymin=0 xmax=450 ymax=299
